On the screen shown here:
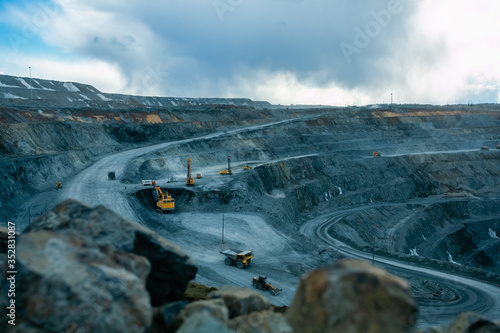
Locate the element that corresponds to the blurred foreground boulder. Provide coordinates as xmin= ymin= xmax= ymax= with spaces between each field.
xmin=208 ymin=285 xmax=272 ymax=318
xmin=0 ymin=199 xmax=198 ymax=332
xmin=286 ymin=259 xmax=418 ymax=333
xmin=164 ymin=286 xmax=290 ymax=333
xmin=24 ymin=199 xmax=197 ymax=306
xmin=0 ymin=230 xmax=152 ymax=332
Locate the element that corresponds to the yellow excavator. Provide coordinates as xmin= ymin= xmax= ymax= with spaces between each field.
xmin=154 ymin=185 xmax=175 ymax=213
xmin=55 ymin=181 xmax=62 ymax=190
xmin=186 ymin=158 xmax=195 ymax=186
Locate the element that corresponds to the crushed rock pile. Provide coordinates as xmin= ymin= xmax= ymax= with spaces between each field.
xmin=1 ymin=200 xmax=499 ymax=332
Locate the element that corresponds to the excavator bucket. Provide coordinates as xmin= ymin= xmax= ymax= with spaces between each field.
xmin=270 ymin=288 xmax=282 ymax=296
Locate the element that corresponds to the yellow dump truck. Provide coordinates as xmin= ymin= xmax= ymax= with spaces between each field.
xmin=220 ymin=249 xmax=253 ymax=268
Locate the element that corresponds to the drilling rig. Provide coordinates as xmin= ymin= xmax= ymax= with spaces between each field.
xmin=186 ymin=158 xmax=195 ymax=186
xmin=219 ymin=156 xmax=233 ymax=175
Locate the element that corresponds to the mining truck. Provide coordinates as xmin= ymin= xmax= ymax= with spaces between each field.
xmin=220 ymin=249 xmax=253 ymax=268
xmin=252 ymin=276 xmax=282 ymax=296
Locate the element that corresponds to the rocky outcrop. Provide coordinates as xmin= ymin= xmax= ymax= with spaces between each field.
xmin=170 ymin=286 xmax=288 ymax=333
xmin=0 ymin=230 xmax=152 ymax=332
xmin=227 ymin=311 xmax=292 ymax=333
xmin=175 ymin=311 xmax=235 ymax=333
xmin=174 ymin=298 xmax=229 ymax=329
xmin=425 ymin=312 xmax=500 ymax=332
xmin=207 ymin=285 xmax=272 ymax=318
xmin=286 ymin=259 xmax=418 ymax=333
xmin=24 ymin=199 xmax=198 ymax=306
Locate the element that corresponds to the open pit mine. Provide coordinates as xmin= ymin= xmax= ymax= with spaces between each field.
xmin=0 ymin=74 xmax=499 ymax=332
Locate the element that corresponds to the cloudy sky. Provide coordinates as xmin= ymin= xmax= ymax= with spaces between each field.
xmin=0 ymin=0 xmax=499 ymax=105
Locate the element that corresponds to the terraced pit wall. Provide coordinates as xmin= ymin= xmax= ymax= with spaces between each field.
xmin=127 ymin=105 xmax=500 ymax=275
xmin=0 ymin=105 xmax=290 ymax=220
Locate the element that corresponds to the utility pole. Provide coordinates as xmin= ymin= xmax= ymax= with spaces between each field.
xmin=221 ymin=213 xmax=225 ymax=244
xmin=390 ymin=92 xmax=393 ymax=105
xmin=29 ymin=67 xmax=33 ymax=99
xmin=371 ymin=235 xmax=375 ymax=265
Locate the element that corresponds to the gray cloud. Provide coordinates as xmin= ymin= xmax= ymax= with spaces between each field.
xmin=49 ymin=0 xmax=435 ymax=99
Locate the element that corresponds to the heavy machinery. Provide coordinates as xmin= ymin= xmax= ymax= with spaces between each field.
xmin=481 ymin=146 xmax=489 ymax=150
xmin=154 ymin=185 xmax=175 ymax=213
xmin=252 ymin=276 xmax=282 ymax=296
xmin=55 ymin=181 xmax=62 ymax=190
xmin=497 ymin=145 xmax=500 ymax=149
xmin=186 ymin=158 xmax=195 ymax=186
xmin=373 ymin=152 xmax=381 ymax=157
xmin=196 ymin=172 xmax=202 ymax=179
xmin=219 ymin=156 xmax=233 ymax=175
xmin=241 ymin=164 xmax=252 ymax=170
xmin=108 ymin=171 xmax=116 ymax=180
xmin=220 ymin=249 xmax=253 ymax=268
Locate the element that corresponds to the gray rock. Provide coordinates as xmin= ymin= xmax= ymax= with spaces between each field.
xmin=0 ymin=230 xmax=152 ymax=332
xmin=227 ymin=310 xmax=293 ymax=333
xmin=146 ymin=301 xmax=189 ymax=333
xmin=173 ymin=287 xmax=275 ymax=333
xmin=423 ymin=327 xmax=446 ymax=333
xmin=25 ymin=199 xmax=198 ymax=306
xmin=176 ymin=311 xmax=235 ymax=333
xmin=174 ymin=298 xmax=229 ymax=330
xmin=157 ymin=301 xmax=188 ymax=333
xmin=208 ymin=285 xmax=271 ymax=318
xmin=286 ymin=259 xmax=418 ymax=333
xmin=445 ymin=312 xmax=500 ymax=332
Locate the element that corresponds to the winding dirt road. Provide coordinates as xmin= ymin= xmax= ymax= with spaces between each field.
xmin=299 ymin=203 xmax=500 ymax=329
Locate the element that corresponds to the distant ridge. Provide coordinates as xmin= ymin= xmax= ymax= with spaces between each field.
xmin=0 ymin=74 xmax=272 ymax=109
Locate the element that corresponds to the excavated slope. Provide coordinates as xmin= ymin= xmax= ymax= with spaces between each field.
xmin=1 ymin=75 xmax=499 ymax=276
xmin=126 ymin=106 xmax=500 ymax=275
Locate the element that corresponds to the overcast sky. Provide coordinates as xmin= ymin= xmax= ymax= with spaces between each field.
xmin=1 ymin=0 xmax=499 ymax=105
